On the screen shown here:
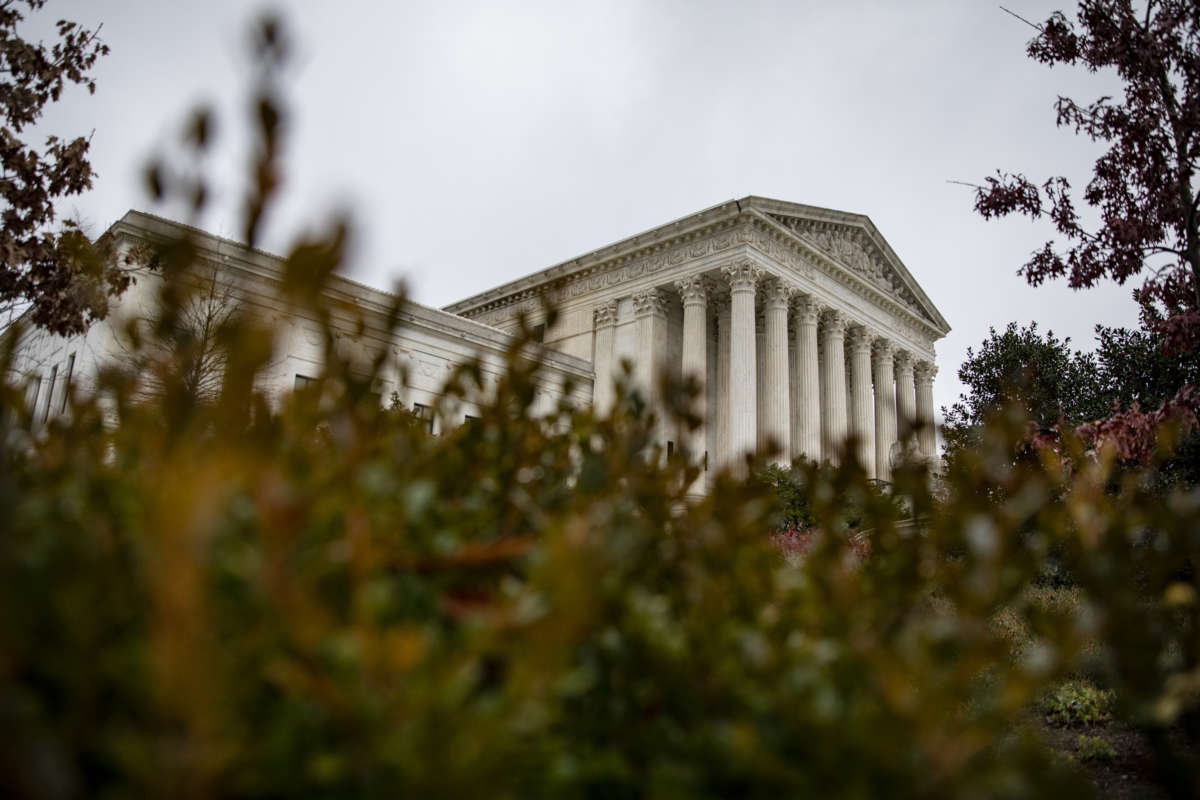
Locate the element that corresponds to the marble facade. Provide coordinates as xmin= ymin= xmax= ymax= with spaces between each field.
xmin=446 ymin=196 xmax=950 ymax=485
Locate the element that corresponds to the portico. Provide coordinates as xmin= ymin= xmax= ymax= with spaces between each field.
xmin=445 ymin=196 xmax=950 ymax=485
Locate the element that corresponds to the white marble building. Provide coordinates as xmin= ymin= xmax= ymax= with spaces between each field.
xmin=9 ymin=197 xmax=948 ymax=483
xmin=7 ymin=211 xmax=593 ymax=434
xmin=446 ymin=196 xmax=950 ymax=483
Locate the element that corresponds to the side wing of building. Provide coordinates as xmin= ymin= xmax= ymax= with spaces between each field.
xmin=4 ymin=211 xmax=593 ymax=432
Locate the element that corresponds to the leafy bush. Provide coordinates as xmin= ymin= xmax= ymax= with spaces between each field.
xmin=1074 ymin=735 xmax=1117 ymax=764
xmin=1040 ymin=681 xmax=1115 ymax=727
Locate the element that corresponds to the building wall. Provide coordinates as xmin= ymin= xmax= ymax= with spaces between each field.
xmin=5 ymin=211 xmax=593 ymax=432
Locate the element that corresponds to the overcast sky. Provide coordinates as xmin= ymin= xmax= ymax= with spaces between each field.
xmin=35 ymin=0 xmax=1139 ymax=417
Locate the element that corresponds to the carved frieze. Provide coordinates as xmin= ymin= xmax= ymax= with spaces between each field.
xmin=462 ymin=212 xmax=942 ymax=360
xmin=768 ymin=214 xmax=924 ymax=315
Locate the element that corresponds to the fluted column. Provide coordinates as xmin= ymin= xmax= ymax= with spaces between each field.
xmin=676 ymin=277 xmax=708 ymax=487
xmin=632 ymin=289 xmax=669 ymax=446
xmin=872 ymin=339 xmax=897 ymax=482
xmin=762 ymin=280 xmax=792 ymax=463
xmin=592 ymin=301 xmax=618 ymax=416
xmin=723 ymin=262 xmax=761 ymax=461
xmin=756 ymin=311 xmax=767 ymax=452
xmin=789 ymin=317 xmax=800 ymax=461
xmin=820 ymin=310 xmax=848 ymax=463
xmin=793 ymin=295 xmax=821 ymax=462
xmin=915 ymin=361 xmax=938 ymax=464
xmin=895 ymin=350 xmax=917 ymax=443
xmin=847 ymin=325 xmax=876 ymax=477
xmin=716 ymin=296 xmax=731 ymax=468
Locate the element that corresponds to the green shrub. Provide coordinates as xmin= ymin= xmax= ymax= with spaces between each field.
xmin=1040 ymin=681 xmax=1115 ymax=727
xmin=1074 ymin=735 xmax=1117 ymax=763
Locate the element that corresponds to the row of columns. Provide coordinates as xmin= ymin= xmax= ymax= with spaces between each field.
xmin=592 ymin=263 xmax=939 ymax=483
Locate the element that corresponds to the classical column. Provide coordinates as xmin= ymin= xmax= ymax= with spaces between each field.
xmin=756 ymin=311 xmax=767 ymax=452
xmin=820 ymin=310 xmax=848 ymax=463
xmin=793 ymin=295 xmax=821 ymax=462
xmin=762 ymin=280 xmax=792 ymax=463
xmin=789 ymin=317 xmax=800 ymax=461
xmin=675 ymin=277 xmax=708 ymax=479
xmin=847 ymin=325 xmax=876 ymax=477
xmin=895 ymin=350 xmax=917 ymax=443
xmin=872 ymin=338 xmax=897 ymax=482
xmin=723 ymin=262 xmax=761 ymax=461
xmin=632 ymin=289 xmax=669 ymax=445
xmin=716 ymin=296 xmax=731 ymax=468
xmin=915 ymin=361 xmax=938 ymax=464
xmin=592 ymin=300 xmax=618 ymax=416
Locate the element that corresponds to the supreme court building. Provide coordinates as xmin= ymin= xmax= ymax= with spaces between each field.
xmin=10 ymin=196 xmax=948 ymax=484
xmin=447 ymin=196 xmax=950 ymax=483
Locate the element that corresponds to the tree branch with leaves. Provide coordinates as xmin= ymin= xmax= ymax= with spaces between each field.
xmin=0 ymin=0 xmax=126 ymax=336
xmin=976 ymin=1 xmax=1200 ymax=353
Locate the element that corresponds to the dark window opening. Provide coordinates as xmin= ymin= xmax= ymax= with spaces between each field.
xmin=414 ymin=403 xmax=434 ymax=433
xmin=667 ymin=440 xmax=674 ymax=458
xmin=43 ymin=365 xmax=57 ymax=423
xmin=532 ymin=323 xmax=545 ymax=343
xmin=294 ymin=374 xmax=315 ymax=390
xmin=60 ymin=354 xmax=75 ymax=413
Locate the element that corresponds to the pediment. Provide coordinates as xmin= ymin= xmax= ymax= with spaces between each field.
xmin=765 ymin=212 xmax=947 ymax=332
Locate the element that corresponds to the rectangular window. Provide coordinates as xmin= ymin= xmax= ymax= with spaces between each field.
xmin=294 ymin=374 xmax=315 ymax=390
xmin=532 ymin=323 xmax=545 ymax=343
xmin=60 ymin=354 xmax=75 ymax=413
xmin=667 ymin=440 xmax=674 ymax=458
xmin=464 ymin=414 xmax=479 ymax=424
xmin=43 ymin=365 xmax=57 ymax=423
xmin=413 ymin=403 xmax=434 ymax=433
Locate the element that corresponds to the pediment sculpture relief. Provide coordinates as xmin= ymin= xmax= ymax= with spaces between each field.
xmin=769 ymin=215 xmax=923 ymax=315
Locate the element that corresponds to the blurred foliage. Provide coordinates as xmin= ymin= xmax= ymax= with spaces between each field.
xmin=1073 ymin=735 xmax=1116 ymax=764
xmin=2 ymin=14 xmax=1200 ymax=800
xmin=943 ymin=322 xmax=1200 ymax=489
xmin=941 ymin=322 xmax=1105 ymax=469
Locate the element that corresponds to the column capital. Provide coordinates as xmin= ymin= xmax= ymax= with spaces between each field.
xmin=872 ymin=337 xmax=896 ymax=364
xmin=915 ymin=360 xmax=938 ymax=384
xmin=722 ymin=261 xmax=762 ymax=293
xmin=894 ymin=349 xmax=914 ymax=371
xmin=761 ymin=279 xmax=793 ymax=311
xmin=632 ymin=288 xmax=669 ymax=318
xmin=593 ymin=300 xmax=619 ymax=329
xmin=820 ymin=308 xmax=847 ymax=333
xmin=674 ymin=275 xmax=708 ymax=306
xmin=793 ymin=294 xmax=821 ymax=326
xmin=846 ymin=324 xmax=873 ymax=354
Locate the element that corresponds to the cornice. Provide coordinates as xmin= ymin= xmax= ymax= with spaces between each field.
xmin=105 ymin=210 xmax=594 ymax=382
xmin=447 ymin=197 xmax=949 ymax=351
xmin=443 ymin=199 xmax=745 ymax=316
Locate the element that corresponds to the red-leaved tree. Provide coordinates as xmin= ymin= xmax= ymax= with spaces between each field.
xmin=0 ymin=0 xmax=115 ymax=335
xmin=975 ymin=1 xmax=1200 ymax=355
